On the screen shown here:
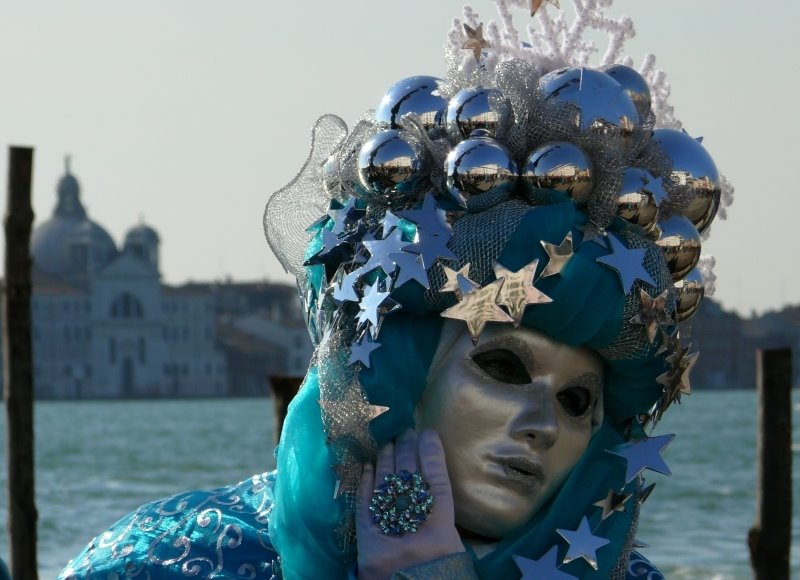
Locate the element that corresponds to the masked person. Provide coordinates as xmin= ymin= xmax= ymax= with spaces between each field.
xmin=60 ymin=1 xmax=727 ymax=578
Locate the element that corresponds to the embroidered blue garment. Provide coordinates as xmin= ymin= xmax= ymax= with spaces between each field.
xmin=58 ymin=472 xmax=281 ymax=579
xmin=58 ymin=471 xmax=662 ymax=579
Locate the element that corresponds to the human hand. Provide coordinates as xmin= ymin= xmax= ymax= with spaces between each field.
xmin=356 ymin=429 xmax=464 ymax=580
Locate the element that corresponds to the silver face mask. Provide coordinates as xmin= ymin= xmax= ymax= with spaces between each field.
xmin=416 ymin=321 xmax=604 ymax=539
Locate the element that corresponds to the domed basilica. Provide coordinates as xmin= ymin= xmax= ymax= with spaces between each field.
xmin=23 ymin=159 xmax=230 ymax=398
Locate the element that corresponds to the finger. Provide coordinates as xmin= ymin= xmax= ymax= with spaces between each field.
xmin=394 ymin=429 xmax=418 ymax=474
xmin=418 ymin=430 xmax=453 ymax=504
xmin=357 ymin=462 xmax=376 ymax=533
xmin=374 ymin=440 xmax=395 ymax=487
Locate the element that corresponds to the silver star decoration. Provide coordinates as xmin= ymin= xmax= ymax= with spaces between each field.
xmin=630 ymin=289 xmax=674 ymax=344
xmin=657 ymin=349 xmax=699 ymax=412
xmin=606 ymin=434 xmax=675 ymax=484
xmin=576 ymin=222 xmax=607 ymax=247
xmin=638 ymin=483 xmax=656 ymax=505
xmin=305 ymin=228 xmax=351 ymax=268
xmin=462 ymin=23 xmax=490 ymax=61
xmin=440 ymin=264 xmax=472 ymax=298
xmin=362 ymin=228 xmax=411 ymax=277
xmin=541 ymin=232 xmax=574 ymax=277
xmin=331 ymin=462 xmax=351 ymax=500
xmin=559 ymin=69 xmax=632 ymax=130
xmin=390 ymin=251 xmax=430 ymax=289
xmin=655 ymin=328 xmax=680 ymax=356
xmin=356 ymin=280 xmax=400 ymax=339
xmin=381 ymin=210 xmax=402 ymax=237
xmin=494 ymin=260 xmax=553 ymax=327
xmin=332 ymin=268 xmax=362 ymax=304
xmin=556 ymin=517 xmax=610 ymax=571
xmin=441 ymin=279 xmax=514 ymax=345
xmin=531 ymin=0 xmax=560 ymax=16
xmin=595 ymin=233 xmax=656 ymax=294
xmin=348 ymin=334 xmax=381 ymax=368
xmin=642 ymin=173 xmax=670 ymax=206
xmin=593 ymin=489 xmax=632 ymax=521
xmin=513 ymin=546 xmax=577 ymax=580
xmin=328 ymin=198 xmax=364 ymax=236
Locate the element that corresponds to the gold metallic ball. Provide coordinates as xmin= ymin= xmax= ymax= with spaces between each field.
xmin=617 ymin=167 xmax=660 ymax=231
xmin=674 ymin=268 xmax=705 ymax=322
xmin=655 ymin=216 xmax=701 ymax=282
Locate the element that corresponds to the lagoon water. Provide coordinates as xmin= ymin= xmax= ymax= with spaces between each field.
xmin=0 ymin=391 xmax=798 ymax=579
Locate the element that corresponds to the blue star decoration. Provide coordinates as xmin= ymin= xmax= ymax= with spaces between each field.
xmin=347 ymin=334 xmax=381 ymax=368
xmin=606 ymin=434 xmax=675 ymax=484
xmin=398 ymin=193 xmax=456 ymax=271
xmin=556 ymin=516 xmax=610 ymax=571
xmin=397 ymin=193 xmax=451 ymax=238
xmin=595 ymin=233 xmax=656 ymax=294
xmin=514 ymin=546 xmax=577 ymax=579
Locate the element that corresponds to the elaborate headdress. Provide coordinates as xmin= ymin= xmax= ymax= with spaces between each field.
xmin=264 ymin=0 xmax=731 ymax=577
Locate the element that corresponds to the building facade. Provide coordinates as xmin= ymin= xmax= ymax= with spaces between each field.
xmin=8 ymin=160 xmax=312 ymax=399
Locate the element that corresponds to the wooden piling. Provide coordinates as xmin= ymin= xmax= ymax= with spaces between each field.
xmin=269 ymin=375 xmax=302 ymax=445
xmin=748 ymin=348 xmax=792 ymax=579
xmin=3 ymin=146 xmax=38 ymax=578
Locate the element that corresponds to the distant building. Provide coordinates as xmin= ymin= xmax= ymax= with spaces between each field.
xmin=0 ymin=159 xmax=312 ymax=399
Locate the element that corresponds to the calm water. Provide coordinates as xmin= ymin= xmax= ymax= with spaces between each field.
xmin=0 ymin=392 xmax=798 ymax=579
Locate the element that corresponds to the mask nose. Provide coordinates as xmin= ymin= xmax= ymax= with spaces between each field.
xmin=508 ymin=378 xmax=559 ymax=450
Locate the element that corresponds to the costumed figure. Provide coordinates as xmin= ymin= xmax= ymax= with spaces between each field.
xmin=59 ymin=0 xmax=733 ymax=578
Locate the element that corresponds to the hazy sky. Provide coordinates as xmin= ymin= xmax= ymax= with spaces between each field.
xmin=0 ymin=0 xmax=796 ymax=316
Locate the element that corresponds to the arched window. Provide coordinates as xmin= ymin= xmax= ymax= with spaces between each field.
xmin=110 ymin=292 xmax=145 ymax=319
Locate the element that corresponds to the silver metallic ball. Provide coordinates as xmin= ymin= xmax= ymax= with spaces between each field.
xmin=446 ymin=87 xmax=512 ymax=139
xmin=617 ymin=167 xmax=660 ymax=231
xmin=674 ymin=267 xmax=705 ymax=322
xmin=652 ymin=129 xmax=721 ymax=234
xmin=538 ymin=67 xmax=638 ymax=135
xmin=445 ymin=136 xmax=518 ymax=207
xmin=375 ymin=76 xmax=448 ymax=131
xmin=654 ymin=215 xmax=702 ymax=282
xmin=520 ymin=142 xmax=594 ymax=208
xmin=600 ymin=64 xmax=652 ymax=122
xmin=358 ymin=130 xmax=424 ymax=200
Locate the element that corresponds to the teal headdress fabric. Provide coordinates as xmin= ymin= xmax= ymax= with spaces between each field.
xmin=269 ymin=198 xmax=672 ymax=578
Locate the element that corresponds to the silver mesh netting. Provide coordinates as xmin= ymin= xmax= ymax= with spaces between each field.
xmin=609 ymin=485 xmax=643 ymax=580
xmin=263 ymin=115 xmax=348 ymax=284
xmin=315 ymin=322 xmax=379 ymax=558
xmin=424 ymin=200 xmax=534 ymax=312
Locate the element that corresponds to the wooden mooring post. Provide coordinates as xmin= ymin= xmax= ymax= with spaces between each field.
xmin=3 ymin=146 xmax=38 ymax=578
xmin=748 ymin=348 xmax=792 ymax=579
xmin=269 ymin=375 xmax=302 ymax=446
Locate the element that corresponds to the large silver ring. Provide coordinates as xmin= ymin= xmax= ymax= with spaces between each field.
xmin=369 ymin=469 xmax=435 ymax=536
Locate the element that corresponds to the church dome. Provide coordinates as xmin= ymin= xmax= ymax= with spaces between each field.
xmin=124 ymin=223 xmax=160 ymax=247
xmin=31 ymin=157 xmax=118 ymax=278
xmin=123 ymin=221 xmax=160 ymax=272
